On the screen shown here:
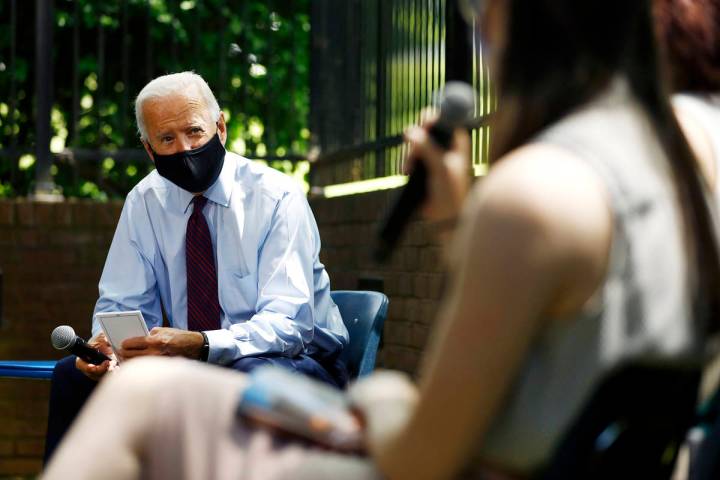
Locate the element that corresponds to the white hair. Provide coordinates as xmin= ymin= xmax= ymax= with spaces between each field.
xmin=134 ymin=71 xmax=221 ymax=140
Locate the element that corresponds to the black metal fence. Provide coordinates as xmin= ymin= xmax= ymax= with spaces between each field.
xmin=309 ymin=0 xmax=492 ymax=194
xmin=0 ymin=0 xmax=310 ymax=199
xmin=1 ymin=0 xmax=491 ymax=199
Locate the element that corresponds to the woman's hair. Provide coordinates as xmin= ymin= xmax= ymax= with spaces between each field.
xmin=489 ymin=0 xmax=720 ymax=333
xmin=654 ymin=0 xmax=720 ymax=93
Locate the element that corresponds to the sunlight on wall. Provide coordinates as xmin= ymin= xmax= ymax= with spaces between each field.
xmin=322 ymin=175 xmax=409 ymax=198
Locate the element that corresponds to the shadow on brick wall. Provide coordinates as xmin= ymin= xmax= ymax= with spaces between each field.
xmin=0 ymin=199 xmax=123 ymax=477
xmin=310 ymin=189 xmax=447 ymax=377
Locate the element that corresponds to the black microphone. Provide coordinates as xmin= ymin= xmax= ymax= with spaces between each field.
xmin=51 ymin=325 xmax=110 ymax=365
xmin=374 ymin=82 xmax=477 ymax=263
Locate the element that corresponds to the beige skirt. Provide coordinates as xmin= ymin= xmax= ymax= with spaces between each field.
xmin=43 ymin=357 xmax=382 ymax=480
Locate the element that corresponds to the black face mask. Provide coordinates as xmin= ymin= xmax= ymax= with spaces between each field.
xmin=150 ymin=132 xmax=226 ymax=193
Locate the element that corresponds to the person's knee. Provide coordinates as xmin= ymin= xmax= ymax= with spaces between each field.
xmin=93 ymin=357 xmax=191 ymax=406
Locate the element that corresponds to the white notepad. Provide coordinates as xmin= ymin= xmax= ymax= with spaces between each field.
xmin=95 ymin=311 xmax=150 ymax=362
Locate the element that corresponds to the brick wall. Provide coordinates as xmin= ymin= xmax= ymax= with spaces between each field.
xmin=310 ymin=189 xmax=446 ymax=375
xmin=0 ymin=199 xmax=123 ymax=476
xmin=0 ymin=191 xmax=444 ymax=476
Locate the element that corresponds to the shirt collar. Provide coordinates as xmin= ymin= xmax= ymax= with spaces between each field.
xmin=178 ymin=152 xmax=235 ymax=214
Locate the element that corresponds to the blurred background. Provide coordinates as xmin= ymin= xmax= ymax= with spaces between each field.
xmin=0 ymin=0 xmax=492 ymax=199
xmin=0 ymin=0 xmax=312 ymax=199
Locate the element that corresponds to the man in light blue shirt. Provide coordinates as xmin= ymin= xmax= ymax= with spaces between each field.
xmin=45 ymin=72 xmax=348 ymax=461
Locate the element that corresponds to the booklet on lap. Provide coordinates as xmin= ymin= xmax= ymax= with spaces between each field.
xmin=236 ymin=366 xmax=365 ymax=453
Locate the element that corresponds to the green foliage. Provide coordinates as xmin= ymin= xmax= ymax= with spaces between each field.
xmin=0 ymin=0 xmax=310 ymax=198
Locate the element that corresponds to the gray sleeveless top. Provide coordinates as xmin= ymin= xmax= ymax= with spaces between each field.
xmin=477 ymin=79 xmax=704 ymax=473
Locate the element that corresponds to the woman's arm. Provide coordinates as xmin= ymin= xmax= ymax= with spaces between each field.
xmin=673 ymin=103 xmax=716 ymax=192
xmin=372 ymin=145 xmax=613 ymax=479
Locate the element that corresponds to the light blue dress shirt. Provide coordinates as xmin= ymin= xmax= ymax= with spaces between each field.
xmin=92 ymin=152 xmax=348 ymax=365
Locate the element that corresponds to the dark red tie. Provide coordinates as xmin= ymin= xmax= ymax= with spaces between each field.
xmin=186 ymin=196 xmax=221 ymax=331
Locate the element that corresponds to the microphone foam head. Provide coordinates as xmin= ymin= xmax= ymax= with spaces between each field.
xmin=51 ymin=325 xmax=76 ymax=351
xmin=438 ymin=81 xmax=476 ymax=128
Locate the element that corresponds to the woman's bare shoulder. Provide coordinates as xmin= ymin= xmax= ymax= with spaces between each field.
xmin=470 ymin=144 xmax=610 ymax=231
xmin=462 ymin=143 xmax=614 ymax=316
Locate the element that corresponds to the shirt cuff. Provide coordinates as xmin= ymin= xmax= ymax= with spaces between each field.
xmin=204 ymin=327 xmax=250 ymax=365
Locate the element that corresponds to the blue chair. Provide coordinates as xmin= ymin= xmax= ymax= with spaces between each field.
xmin=0 ymin=290 xmax=389 ymax=381
xmin=332 ymin=290 xmax=389 ymax=379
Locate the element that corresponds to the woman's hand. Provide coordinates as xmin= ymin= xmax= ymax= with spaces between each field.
xmin=404 ymin=111 xmax=473 ymax=225
xmin=347 ymin=370 xmax=419 ymax=456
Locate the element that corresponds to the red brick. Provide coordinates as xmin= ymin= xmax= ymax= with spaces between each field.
xmin=0 ymin=401 xmax=14 ymax=418
xmin=3 ymin=418 xmax=47 ymax=437
xmin=0 ymin=380 xmax=52 ymax=399
xmin=0 ymin=439 xmax=13 ymax=456
xmin=0 ymin=201 xmax=15 ymax=225
xmin=20 ymin=249 xmax=76 ymax=266
xmin=33 ymin=202 xmax=56 ymax=226
xmin=383 ymin=275 xmax=399 ymax=296
xmin=402 ymin=247 xmax=420 ymax=272
xmin=404 ymin=298 xmax=420 ymax=322
xmin=95 ymin=202 xmax=122 ymax=227
xmin=389 ymin=246 xmax=406 ymax=271
xmin=332 ymin=271 xmax=357 ymax=290
xmin=16 ymin=230 xmax=49 ymax=248
xmin=388 ymin=297 xmax=405 ymax=321
xmin=397 ymin=274 xmax=413 ymax=296
xmin=379 ymin=345 xmax=421 ymax=374
xmin=96 ymin=231 xmax=115 ymax=250
xmin=429 ymin=274 xmax=446 ymax=300
xmin=418 ymin=300 xmax=439 ymax=326
xmin=14 ymin=401 xmax=50 ymax=418
xmin=15 ymin=439 xmax=45 ymax=457
xmin=71 ymin=201 xmax=96 ymax=227
xmin=332 ymin=248 xmax=348 ymax=269
xmin=15 ymin=202 xmax=35 ymax=227
xmin=49 ymin=231 xmax=96 ymax=247
xmin=321 ymin=225 xmax=339 ymax=246
xmin=411 ymin=324 xmax=431 ymax=349
xmin=420 ymin=247 xmax=442 ymax=273
xmin=326 ymin=200 xmax=343 ymax=223
xmin=384 ymin=322 xmax=413 ymax=347
xmin=413 ymin=274 xmax=429 ymax=299
xmin=405 ymin=221 xmax=428 ymax=247
xmin=111 ymin=202 xmax=124 ymax=221
xmin=0 ymin=228 xmax=15 ymax=247
xmin=0 ymin=458 xmax=42 ymax=476
xmin=308 ymin=199 xmax=325 ymax=219
xmin=54 ymin=202 xmax=73 ymax=226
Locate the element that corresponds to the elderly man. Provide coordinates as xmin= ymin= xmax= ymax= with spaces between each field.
xmin=44 ymin=72 xmax=348 ymax=461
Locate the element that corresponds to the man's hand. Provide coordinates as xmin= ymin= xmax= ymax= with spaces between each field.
xmin=75 ymin=333 xmax=114 ymax=381
xmin=119 ymin=327 xmax=204 ymax=360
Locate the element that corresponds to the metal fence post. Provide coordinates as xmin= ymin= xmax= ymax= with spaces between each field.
xmin=445 ymin=0 xmax=473 ymax=84
xmin=34 ymin=0 xmax=60 ymax=199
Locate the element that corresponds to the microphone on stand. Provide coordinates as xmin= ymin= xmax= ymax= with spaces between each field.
xmin=51 ymin=325 xmax=110 ymax=365
xmin=374 ymin=81 xmax=477 ymax=263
